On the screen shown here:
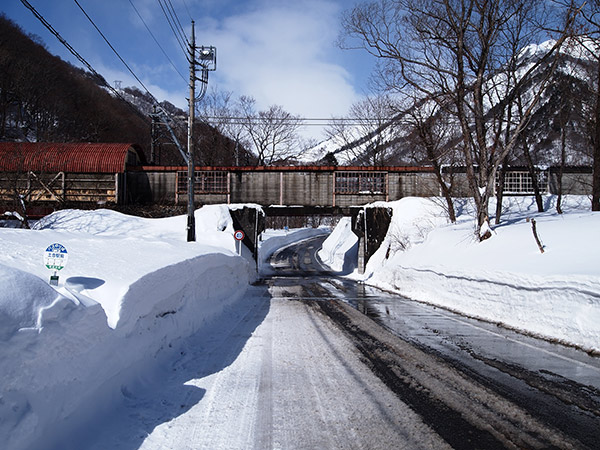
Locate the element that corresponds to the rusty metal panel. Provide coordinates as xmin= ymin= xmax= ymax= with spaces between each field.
xmin=0 ymin=143 xmax=143 ymax=174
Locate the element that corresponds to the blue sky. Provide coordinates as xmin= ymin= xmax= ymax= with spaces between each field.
xmin=2 ymin=0 xmax=375 ymax=134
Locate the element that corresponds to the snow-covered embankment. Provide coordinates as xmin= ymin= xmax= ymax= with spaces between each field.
xmin=321 ymin=196 xmax=600 ymax=354
xmin=0 ymin=206 xmax=253 ymax=450
xmin=317 ymin=217 xmax=358 ymax=273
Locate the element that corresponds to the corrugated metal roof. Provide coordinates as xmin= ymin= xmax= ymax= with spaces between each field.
xmin=0 ymin=142 xmax=143 ymax=173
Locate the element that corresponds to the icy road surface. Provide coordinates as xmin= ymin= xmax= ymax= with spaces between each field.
xmin=81 ymin=286 xmax=446 ymax=448
xmin=80 ymin=235 xmax=600 ymax=450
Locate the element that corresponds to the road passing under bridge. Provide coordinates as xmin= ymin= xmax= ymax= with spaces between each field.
xmin=81 ymin=235 xmax=600 ymax=450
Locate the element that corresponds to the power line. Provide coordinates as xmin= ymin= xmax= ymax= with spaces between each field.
xmin=18 ymin=0 xmax=148 ymax=122
xmin=201 ymin=117 xmax=396 ymax=121
xmin=71 ymin=0 xmax=215 ymax=166
xmin=73 ymin=0 xmax=160 ymax=105
xmin=204 ymin=123 xmax=395 ymax=128
xmin=157 ymin=0 xmax=189 ymax=58
xmin=127 ymin=0 xmax=187 ymax=83
xmin=20 ymin=0 xmax=190 ymax=162
xmin=164 ymin=0 xmax=188 ymax=43
xmin=199 ymin=116 xmax=401 ymax=127
xmin=19 ymin=0 xmax=94 ymax=78
xmin=181 ymin=0 xmax=193 ymax=21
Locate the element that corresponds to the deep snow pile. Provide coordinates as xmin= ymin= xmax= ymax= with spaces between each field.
xmin=321 ymin=196 xmax=600 ymax=354
xmin=0 ymin=205 xmax=253 ymax=450
xmin=317 ymin=217 xmax=358 ymax=272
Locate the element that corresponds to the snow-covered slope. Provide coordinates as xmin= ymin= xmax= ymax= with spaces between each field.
xmin=0 ymin=206 xmax=253 ymax=450
xmin=301 ymin=38 xmax=598 ymax=167
xmin=317 ymin=217 xmax=358 ymax=272
xmin=321 ymin=196 xmax=600 ymax=354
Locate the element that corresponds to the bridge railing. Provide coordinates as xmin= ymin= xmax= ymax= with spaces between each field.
xmin=132 ymin=165 xmax=438 ymax=207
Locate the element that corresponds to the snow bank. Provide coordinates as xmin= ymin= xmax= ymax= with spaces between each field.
xmin=324 ymin=196 xmax=600 ymax=353
xmin=317 ymin=217 xmax=358 ymax=272
xmin=0 ymin=205 xmax=254 ymax=450
xmin=0 ymin=264 xmax=65 ymax=340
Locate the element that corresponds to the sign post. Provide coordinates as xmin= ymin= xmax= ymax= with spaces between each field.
xmin=234 ymin=230 xmax=245 ymax=256
xmin=44 ymin=243 xmax=68 ymax=286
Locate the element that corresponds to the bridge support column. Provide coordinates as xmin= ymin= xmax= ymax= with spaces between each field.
xmin=351 ymin=206 xmax=393 ymax=274
xmin=229 ymin=206 xmax=266 ymax=262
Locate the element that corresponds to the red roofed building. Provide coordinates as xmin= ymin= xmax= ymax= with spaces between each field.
xmin=0 ymin=142 xmax=146 ymax=212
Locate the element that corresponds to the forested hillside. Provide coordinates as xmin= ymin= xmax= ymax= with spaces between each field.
xmin=0 ymin=14 xmax=246 ymax=166
xmin=317 ymin=43 xmax=598 ymax=169
xmin=0 ymin=16 xmax=151 ymax=148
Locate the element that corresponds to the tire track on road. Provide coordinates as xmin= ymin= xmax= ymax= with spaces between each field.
xmin=313 ymin=299 xmax=587 ymax=450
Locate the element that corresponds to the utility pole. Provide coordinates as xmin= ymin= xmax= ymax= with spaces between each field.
xmin=186 ymin=21 xmax=217 ymax=242
xmin=150 ymin=105 xmax=157 ymax=165
xmin=187 ymin=21 xmax=196 ymax=242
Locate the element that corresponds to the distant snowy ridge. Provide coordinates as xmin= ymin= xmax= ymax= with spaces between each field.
xmin=301 ymin=38 xmax=598 ymax=166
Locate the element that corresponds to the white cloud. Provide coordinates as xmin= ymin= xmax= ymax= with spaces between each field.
xmin=196 ymin=0 xmax=361 ymax=125
xmin=82 ymin=0 xmax=366 ymax=140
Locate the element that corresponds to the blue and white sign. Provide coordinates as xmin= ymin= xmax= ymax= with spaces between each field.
xmin=44 ymin=243 xmax=69 ymax=271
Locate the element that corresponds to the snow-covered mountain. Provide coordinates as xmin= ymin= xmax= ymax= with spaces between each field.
xmin=118 ymin=86 xmax=186 ymax=120
xmin=301 ymin=39 xmax=598 ymax=168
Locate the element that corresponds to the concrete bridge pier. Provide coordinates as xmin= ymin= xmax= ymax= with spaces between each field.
xmin=227 ymin=204 xmax=391 ymax=275
xmin=351 ymin=206 xmax=393 ymax=274
xmin=229 ymin=206 xmax=266 ymax=262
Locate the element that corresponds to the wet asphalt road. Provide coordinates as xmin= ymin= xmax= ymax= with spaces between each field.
xmin=263 ymin=234 xmax=600 ymax=449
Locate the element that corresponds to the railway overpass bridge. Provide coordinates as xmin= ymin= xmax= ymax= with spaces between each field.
xmin=128 ymin=165 xmax=440 ymax=272
xmin=128 ymin=165 xmax=440 ymax=212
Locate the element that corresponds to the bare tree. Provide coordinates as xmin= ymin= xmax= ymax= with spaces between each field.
xmin=570 ymin=0 xmax=600 ymax=210
xmin=196 ymin=88 xmax=252 ymax=165
xmin=239 ymin=97 xmax=304 ymax=166
xmin=326 ymin=94 xmax=399 ymax=166
xmin=405 ymin=101 xmax=460 ymax=222
xmin=341 ymin=0 xmax=578 ymax=240
xmin=517 ymin=93 xmax=545 ymax=213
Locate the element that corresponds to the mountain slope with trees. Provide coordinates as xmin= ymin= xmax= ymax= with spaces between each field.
xmin=0 ymin=15 xmax=151 ymax=151
xmin=313 ymin=0 xmax=600 ymax=235
xmin=0 ymin=14 xmax=248 ymax=167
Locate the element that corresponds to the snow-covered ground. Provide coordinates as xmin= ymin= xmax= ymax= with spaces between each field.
xmin=317 ymin=216 xmax=358 ymax=273
xmin=2 ymin=195 xmax=599 ymax=449
xmin=0 ymin=205 xmax=257 ymax=450
xmin=319 ymin=195 xmax=600 ymax=354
